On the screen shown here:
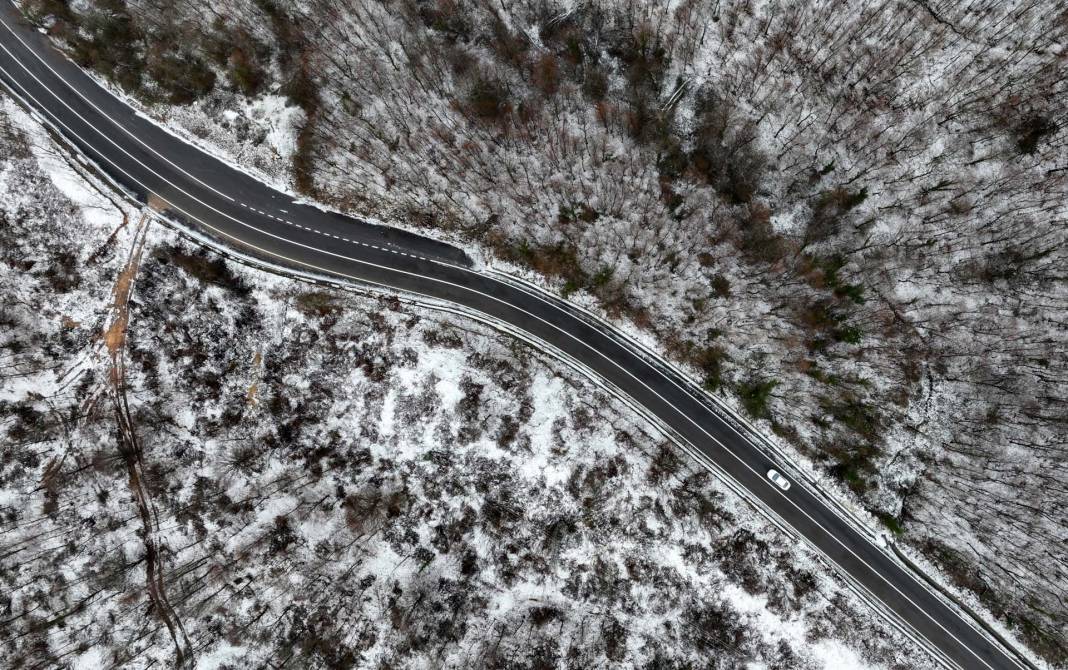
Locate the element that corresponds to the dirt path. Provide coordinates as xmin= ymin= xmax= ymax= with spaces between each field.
xmin=103 ymin=216 xmax=194 ymax=667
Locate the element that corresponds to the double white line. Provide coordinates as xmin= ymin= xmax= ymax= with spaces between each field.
xmin=0 ymin=11 xmax=1026 ymax=670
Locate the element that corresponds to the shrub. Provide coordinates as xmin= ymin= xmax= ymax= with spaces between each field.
xmin=293 ymin=121 xmax=319 ymax=195
xmin=444 ymin=44 xmax=476 ymax=76
xmin=23 ymin=0 xmax=75 ymax=25
xmin=718 ymin=143 xmax=766 ymax=204
xmin=282 ymin=62 xmax=319 ymax=113
xmin=531 ymin=53 xmax=561 ymax=95
xmin=834 ymin=324 xmax=862 ymax=344
xmin=489 ymin=18 xmax=528 ymax=67
xmin=979 ymin=247 xmax=1028 ymax=284
xmin=877 ymin=512 xmax=904 ymax=535
xmin=495 ymin=416 xmax=520 ymax=448
xmin=343 ymin=487 xmax=408 ymax=535
xmin=155 ymin=245 xmax=250 ymax=296
xmin=806 ymin=187 xmax=868 ymax=243
xmin=481 ymin=490 xmax=522 ymax=536
xmin=558 ymin=202 xmax=599 ymax=224
xmin=923 ymin=539 xmax=1066 ymax=663
xmin=822 ymin=394 xmax=881 ymax=441
xmin=798 ymin=298 xmax=862 ymax=348
xmin=146 ymin=52 xmax=216 ymax=105
xmin=40 ymin=250 xmax=82 ymax=293
xmin=1014 ymin=114 xmax=1054 ymax=155
xmin=815 ymin=186 xmax=868 ymax=213
xmin=711 ymin=274 xmax=731 ymax=298
xmin=255 ymin=0 xmax=321 ymax=195
xmin=417 ymin=0 xmax=473 ymax=43
xmin=647 ymin=443 xmax=681 ymax=484
xmin=69 ymin=5 xmax=146 ymax=93
xmin=737 ymin=378 xmax=777 ymax=419
xmin=602 ymin=617 xmax=628 ymax=662
xmin=693 ymin=346 xmax=726 ymax=391
xmin=204 ymin=26 xmax=269 ymax=96
xmin=624 ymin=92 xmax=671 ymax=143
xmin=255 ymin=0 xmax=306 ymax=70
xmin=684 ymin=600 xmax=747 ymax=655
xmin=690 ymin=89 xmax=766 ymax=203
xmin=505 ymin=240 xmax=587 ymax=288
xmin=295 ymin=291 xmax=343 ymax=317
xmin=826 ymin=447 xmax=876 ymax=494
xmin=228 ymin=45 xmax=267 ymax=96
xmin=609 ymin=23 xmax=669 ymax=92
xmin=590 ymin=265 xmax=614 ymax=288
xmin=809 ymin=254 xmax=864 ymax=302
xmin=286 ymin=63 xmax=322 ymax=195
xmin=737 ymin=206 xmax=784 ymax=265
xmin=582 ymin=66 xmax=609 ymax=100
xmin=542 ymin=514 xmax=577 ymax=551
xmin=5 ymin=402 xmax=44 ymax=444
xmin=529 ymin=605 xmax=562 ymax=627
xmin=836 ymin=282 xmax=865 ymax=304
xmin=268 ymin=515 xmax=298 ymax=554
xmin=466 ymin=74 xmax=512 ymax=121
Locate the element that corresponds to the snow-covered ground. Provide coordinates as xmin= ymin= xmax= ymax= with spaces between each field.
xmin=0 ymin=93 xmax=942 ymax=669
xmin=8 ymin=0 xmax=1068 ymax=664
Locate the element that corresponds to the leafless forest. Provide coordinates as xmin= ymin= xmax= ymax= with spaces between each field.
xmin=10 ymin=0 xmax=1068 ymax=664
xmin=0 ymin=97 xmax=945 ymax=668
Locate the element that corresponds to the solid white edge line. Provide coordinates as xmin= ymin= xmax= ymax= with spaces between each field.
xmin=0 ymin=35 xmax=995 ymax=670
xmin=1 ymin=66 xmax=982 ymax=670
xmin=0 ymin=51 xmax=991 ymax=670
xmin=142 ymin=208 xmax=960 ymax=670
xmin=485 ymin=271 xmax=889 ymax=534
xmin=2 ymin=66 xmax=979 ymax=669
xmin=0 ymin=10 xmax=236 ymax=204
xmin=0 ymin=22 xmax=1023 ymax=670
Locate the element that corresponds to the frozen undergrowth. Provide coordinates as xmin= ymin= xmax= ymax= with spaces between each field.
xmin=11 ymin=0 xmax=1068 ymax=662
xmin=0 ymin=95 xmax=941 ymax=669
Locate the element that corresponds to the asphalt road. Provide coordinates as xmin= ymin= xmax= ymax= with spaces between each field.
xmin=0 ymin=6 xmax=1028 ymax=669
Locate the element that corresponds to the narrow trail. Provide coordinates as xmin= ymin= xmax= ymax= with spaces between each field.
xmin=104 ymin=215 xmax=194 ymax=667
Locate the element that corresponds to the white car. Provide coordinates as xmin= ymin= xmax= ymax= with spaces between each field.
xmin=767 ymin=469 xmax=791 ymax=491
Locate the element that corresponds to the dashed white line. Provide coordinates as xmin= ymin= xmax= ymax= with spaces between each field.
xmin=239 ymin=200 xmax=393 ymax=257
xmin=0 ymin=23 xmax=1022 ymax=670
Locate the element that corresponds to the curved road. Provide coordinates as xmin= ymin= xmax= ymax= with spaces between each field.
xmin=0 ymin=6 xmax=1028 ymax=669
